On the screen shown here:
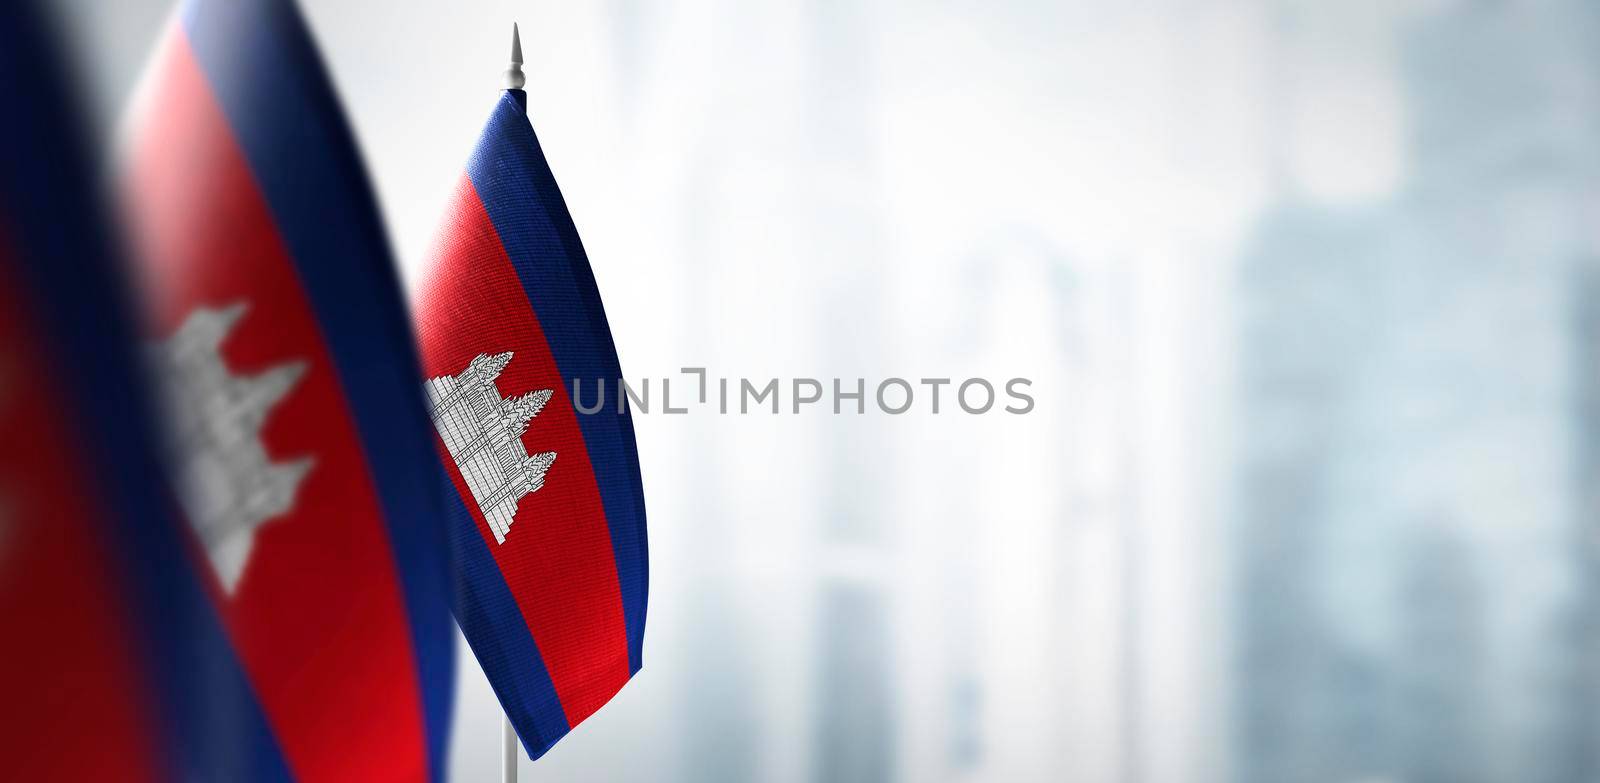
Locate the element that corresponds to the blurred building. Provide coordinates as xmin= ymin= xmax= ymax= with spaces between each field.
xmin=1233 ymin=1 xmax=1600 ymax=781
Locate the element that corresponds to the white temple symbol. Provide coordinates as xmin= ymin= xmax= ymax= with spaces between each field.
xmin=149 ymin=302 xmax=313 ymax=594
xmin=424 ymin=352 xmax=556 ymax=544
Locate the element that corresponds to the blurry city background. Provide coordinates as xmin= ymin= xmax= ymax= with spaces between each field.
xmin=52 ymin=0 xmax=1600 ymax=780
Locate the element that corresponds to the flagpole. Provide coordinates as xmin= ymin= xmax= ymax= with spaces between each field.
xmin=499 ymin=25 xmax=526 ymax=783
xmin=502 ymin=712 xmax=519 ymax=783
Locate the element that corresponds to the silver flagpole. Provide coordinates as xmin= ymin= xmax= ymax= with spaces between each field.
xmin=500 ymin=23 xmax=526 ymax=783
xmin=502 ymin=712 xmax=519 ymax=783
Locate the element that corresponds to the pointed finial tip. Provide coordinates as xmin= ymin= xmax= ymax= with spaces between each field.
xmin=505 ymin=22 xmax=526 ymax=90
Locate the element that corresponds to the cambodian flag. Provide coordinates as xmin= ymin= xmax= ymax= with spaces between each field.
xmin=122 ymin=0 xmax=454 ymax=779
xmin=412 ymin=35 xmax=649 ymax=760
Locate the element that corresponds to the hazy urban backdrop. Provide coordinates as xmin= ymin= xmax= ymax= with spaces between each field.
xmin=52 ymin=0 xmax=1596 ymax=781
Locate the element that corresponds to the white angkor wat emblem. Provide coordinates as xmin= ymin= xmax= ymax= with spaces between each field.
xmin=424 ymin=352 xmax=556 ymax=544
xmin=149 ymin=303 xmax=313 ymax=594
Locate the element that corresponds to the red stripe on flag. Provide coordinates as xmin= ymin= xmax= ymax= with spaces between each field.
xmin=0 ymin=243 xmax=165 ymax=783
xmin=123 ymin=28 xmax=429 ymax=781
xmin=416 ymin=176 xmax=632 ymax=726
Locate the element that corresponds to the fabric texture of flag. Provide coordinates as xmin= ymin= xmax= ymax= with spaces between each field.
xmin=413 ymin=87 xmax=649 ymax=760
xmin=122 ymin=0 xmax=455 ymax=779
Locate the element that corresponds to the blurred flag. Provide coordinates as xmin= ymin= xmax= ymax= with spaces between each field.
xmin=0 ymin=4 xmax=170 ymax=779
xmin=412 ymin=44 xmax=648 ymax=759
xmin=0 ymin=3 xmax=280 ymax=780
xmin=121 ymin=0 xmax=454 ymax=779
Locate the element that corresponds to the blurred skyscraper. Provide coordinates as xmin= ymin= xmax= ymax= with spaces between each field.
xmin=1233 ymin=1 xmax=1600 ymax=782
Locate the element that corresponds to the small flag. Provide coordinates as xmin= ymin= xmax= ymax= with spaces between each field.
xmin=122 ymin=0 xmax=454 ymax=779
xmin=412 ymin=27 xmax=649 ymax=760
